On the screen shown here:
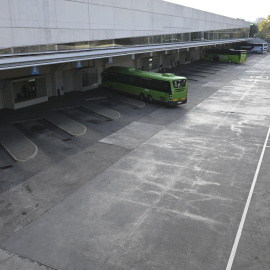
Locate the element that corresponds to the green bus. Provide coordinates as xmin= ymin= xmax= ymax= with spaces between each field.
xmin=101 ymin=66 xmax=187 ymax=106
xmin=205 ymin=49 xmax=247 ymax=63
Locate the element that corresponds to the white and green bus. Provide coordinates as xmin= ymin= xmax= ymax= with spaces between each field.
xmin=101 ymin=66 xmax=187 ymax=106
xmin=205 ymin=49 xmax=247 ymax=63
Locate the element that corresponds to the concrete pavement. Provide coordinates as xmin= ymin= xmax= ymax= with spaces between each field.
xmin=1 ymin=54 xmax=270 ymax=270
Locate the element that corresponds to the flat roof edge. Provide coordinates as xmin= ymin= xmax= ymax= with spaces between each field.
xmin=0 ymin=38 xmax=251 ymax=70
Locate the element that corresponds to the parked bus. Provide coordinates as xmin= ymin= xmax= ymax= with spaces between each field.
xmin=205 ymin=49 xmax=247 ymax=63
xmin=237 ymin=43 xmax=268 ymax=54
xmin=101 ymin=66 xmax=187 ymax=106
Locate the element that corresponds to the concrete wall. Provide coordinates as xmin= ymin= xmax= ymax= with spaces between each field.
xmin=0 ymin=81 xmax=13 ymax=109
xmin=0 ymin=0 xmax=250 ymax=49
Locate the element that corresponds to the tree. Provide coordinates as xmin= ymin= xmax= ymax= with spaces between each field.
xmin=258 ymin=15 xmax=270 ymax=38
xmin=249 ymin=23 xmax=258 ymax=37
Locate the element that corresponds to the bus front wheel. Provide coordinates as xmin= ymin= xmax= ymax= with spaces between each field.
xmin=139 ymin=93 xmax=145 ymax=101
xmin=228 ymin=59 xmax=232 ymax=63
xmin=147 ymin=95 xmax=153 ymax=103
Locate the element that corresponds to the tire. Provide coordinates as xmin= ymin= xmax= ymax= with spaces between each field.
xmin=183 ymin=96 xmax=187 ymax=104
xmin=228 ymin=59 xmax=232 ymax=63
xmin=147 ymin=95 xmax=153 ymax=104
xmin=139 ymin=93 xmax=145 ymax=101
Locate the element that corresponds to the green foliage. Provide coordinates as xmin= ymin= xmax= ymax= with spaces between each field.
xmin=258 ymin=15 xmax=270 ymax=38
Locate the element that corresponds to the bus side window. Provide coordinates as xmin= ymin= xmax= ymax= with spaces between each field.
xmin=146 ymin=79 xmax=152 ymax=88
xmin=120 ymin=74 xmax=127 ymax=84
xmin=140 ymin=77 xmax=151 ymax=89
xmin=129 ymin=75 xmax=135 ymax=85
xmin=151 ymin=79 xmax=160 ymax=91
xmin=156 ymin=80 xmax=170 ymax=93
xmin=133 ymin=76 xmax=141 ymax=88
xmin=165 ymin=81 xmax=171 ymax=93
xmin=117 ymin=73 xmax=123 ymax=83
xmin=124 ymin=74 xmax=132 ymax=85
xmin=117 ymin=73 xmax=129 ymax=84
xmin=111 ymin=73 xmax=118 ymax=82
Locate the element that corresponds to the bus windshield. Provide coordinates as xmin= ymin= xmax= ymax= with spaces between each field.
xmin=173 ymin=79 xmax=186 ymax=89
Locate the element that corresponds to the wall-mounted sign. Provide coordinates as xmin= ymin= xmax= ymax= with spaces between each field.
xmin=31 ymin=66 xmax=39 ymax=75
xmin=76 ymin=61 xmax=82 ymax=68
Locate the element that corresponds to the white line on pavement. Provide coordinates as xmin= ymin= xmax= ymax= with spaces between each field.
xmin=226 ymin=125 xmax=270 ymax=270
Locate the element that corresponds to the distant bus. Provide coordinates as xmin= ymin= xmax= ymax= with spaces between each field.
xmin=101 ymin=66 xmax=187 ymax=106
xmin=237 ymin=43 xmax=268 ymax=54
xmin=205 ymin=49 xmax=247 ymax=63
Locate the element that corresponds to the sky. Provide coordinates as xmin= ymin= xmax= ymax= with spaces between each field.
xmin=163 ymin=0 xmax=270 ymax=22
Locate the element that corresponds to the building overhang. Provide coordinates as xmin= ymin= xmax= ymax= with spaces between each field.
xmin=0 ymin=38 xmax=251 ymax=71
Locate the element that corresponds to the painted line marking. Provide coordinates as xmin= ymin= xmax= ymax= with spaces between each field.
xmin=250 ymin=76 xmax=269 ymax=79
xmin=84 ymin=97 xmax=107 ymax=101
xmin=226 ymin=125 xmax=270 ymax=270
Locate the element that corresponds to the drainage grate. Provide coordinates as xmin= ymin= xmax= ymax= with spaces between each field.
xmin=0 ymin=165 xmax=13 ymax=170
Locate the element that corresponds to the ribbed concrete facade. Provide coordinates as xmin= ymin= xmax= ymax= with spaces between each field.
xmin=0 ymin=0 xmax=249 ymax=49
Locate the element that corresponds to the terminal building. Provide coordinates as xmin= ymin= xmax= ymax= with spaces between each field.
xmin=0 ymin=0 xmax=250 ymax=110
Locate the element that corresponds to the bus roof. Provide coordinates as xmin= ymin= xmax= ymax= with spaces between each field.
xmin=206 ymin=49 xmax=247 ymax=55
xmin=104 ymin=66 xmax=186 ymax=81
